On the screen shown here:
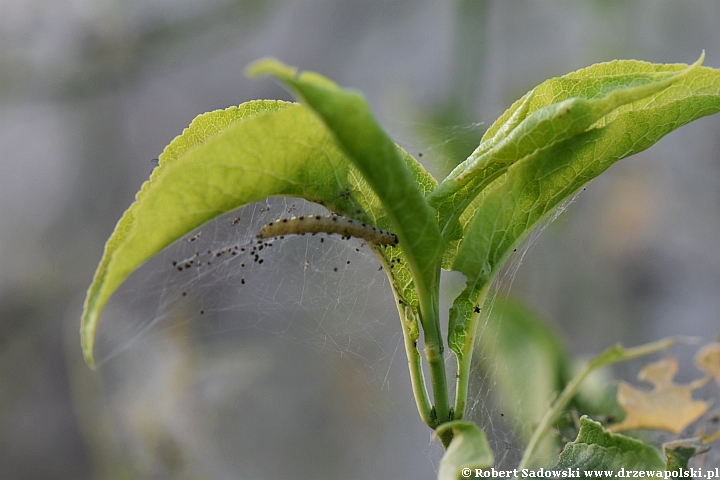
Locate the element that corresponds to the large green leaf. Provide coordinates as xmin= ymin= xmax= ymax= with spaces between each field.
xmin=554 ymin=416 xmax=665 ymax=472
xmin=429 ymin=55 xmax=703 ymax=240
xmin=447 ymin=56 xmax=720 ymax=366
xmin=80 ymin=100 xmax=398 ymax=368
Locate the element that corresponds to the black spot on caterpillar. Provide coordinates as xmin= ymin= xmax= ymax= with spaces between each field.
xmin=258 ymin=214 xmax=398 ymax=246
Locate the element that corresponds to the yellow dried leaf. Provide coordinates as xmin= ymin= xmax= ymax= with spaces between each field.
xmin=695 ymin=343 xmax=720 ymax=385
xmin=609 ymin=357 xmax=709 ymax=434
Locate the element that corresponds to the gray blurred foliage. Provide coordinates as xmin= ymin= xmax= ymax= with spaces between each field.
xmin=1 ymin=0 xmax=719 ymax=478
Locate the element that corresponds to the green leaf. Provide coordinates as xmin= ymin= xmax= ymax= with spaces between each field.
xmin=476 ymin=298 xmax=570 ymax=465
xmin=435 ymin=421 xmax=494 ymax=480
xmin=81 ymin=100 xmax=392 ymax=368
xmin=663 ymin=438 xmax=709 ymax=471
xmin=554 ymin=416 xmax=665 ymax=472
xmin=429 ymin=55 xmax=703 ymax=240
xmin=447 ymin=56 xmax=720 ymax=363
xmin=247 ymin=59 xmax=442 ymax=286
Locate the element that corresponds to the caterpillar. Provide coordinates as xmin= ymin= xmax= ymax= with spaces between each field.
xmin=258 ymin=214 xmax=398 ymax=246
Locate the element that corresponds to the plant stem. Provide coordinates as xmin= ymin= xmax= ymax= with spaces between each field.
xmin=398 ymin=304 xmax=434 ymax=428
xmin=453 ymin=286 xmax=490 ymax=420
xmin=416 ymin=266 xmax=452 ymax=431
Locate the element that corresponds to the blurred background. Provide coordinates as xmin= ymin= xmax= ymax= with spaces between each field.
xmin=2 ymin=0 xmax=720 ymax=478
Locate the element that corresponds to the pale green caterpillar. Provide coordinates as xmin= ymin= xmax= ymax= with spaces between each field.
xmin=259 ymin=214 xmax=398 ymax=246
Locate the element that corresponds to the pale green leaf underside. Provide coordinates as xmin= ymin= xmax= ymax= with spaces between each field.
xmin=435 ymin=421 xmax=494 ymax=480
xmin=247 ymin=59 xmax=443 ymax=348
xmin=81 ymin=100 xmax=399 ymax=368
xmin=555 ymin=417 xmax=665 ymax=471
xmin=447 ymin=57 xmax=720 ymax=359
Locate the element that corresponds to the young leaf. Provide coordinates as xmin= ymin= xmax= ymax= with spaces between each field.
xmin=429 ymin=55 xmax=704 ymax=239
xmin=554 ymin=416 xmax=665 ymax=472
xmin=610 ymin=357 xmax=709 ymax=434
xmin=435 ymin=421 xmax=494 ymax=480
xmin=81 ymin=101 xmax=391 ymax=368
xmin=446 ymin=57 xmax=720 ymax=371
